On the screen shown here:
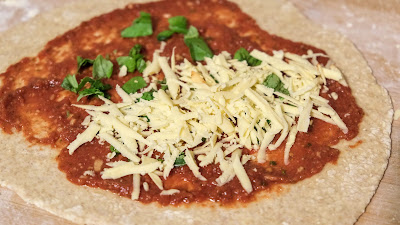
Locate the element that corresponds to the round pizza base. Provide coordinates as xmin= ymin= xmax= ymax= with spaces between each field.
xmin=0 ymin=0 xmax=393 ymax=224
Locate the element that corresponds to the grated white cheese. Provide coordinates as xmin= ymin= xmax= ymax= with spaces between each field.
xmin=118 ymin=65 xmax=128 ymax=77
xmin=69 ymin=49 xmax=349 ymax=198
xmin=160 ymin=189 xmax=180 ymax=195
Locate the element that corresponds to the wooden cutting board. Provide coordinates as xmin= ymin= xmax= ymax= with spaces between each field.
xmin=0 ymin=0 xmax=399 ymax=224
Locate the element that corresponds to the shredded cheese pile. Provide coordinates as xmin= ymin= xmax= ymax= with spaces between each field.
xmin=67 ymin=46 xmax=348 ymax=199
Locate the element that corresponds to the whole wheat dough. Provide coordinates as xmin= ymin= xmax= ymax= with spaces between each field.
xmin=0 ymin=0 xmax=393 ymax=224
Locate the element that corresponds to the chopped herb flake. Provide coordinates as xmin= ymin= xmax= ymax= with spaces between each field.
xmin=129 ymin=44 xmax=143 ymax=57
xmin=157 ymin=30 xmax=175 ymax=41
xmin=168 ymin=16 xmax=188 ymax=34
xmin=77 ymin=78 xmax=111 ymax=101
xmin=210 ymin=74 xmax=219 ymax=83
xmin=117 ymin=56 xmax=136 ymax=73
xmin=61 ymin=74 xmax=79 ymax=93
xmin=184 ymin=26 xmax=199 ymax=39
xmin=122 ymin=76 xmax=147 ymax=94
xmin=263 ymin=73 xmax=290 ymax=96
xmin=139 ymin=115 xmax=150 ymax=122
xmin=184 ymin=26 xmax=213 ymax=61
xmin=234 ymin=47 xmax=262 ymax=66
xmin=92 ymin=55 xmax=113 ymax=79
xmin=136 ymin=58 xmax=147 ymax=73
xmin=121 ymin=12 xmax=153 ymax=38
xmin=77 ymin=56 xmax=94 ymax=71
xmin=174 ymin=152 xmax=186 ymax=167
xmin=110 ymin=145 xmax=120 ymax=154
xmin=141 ymin=89 xmax=155 ymax=101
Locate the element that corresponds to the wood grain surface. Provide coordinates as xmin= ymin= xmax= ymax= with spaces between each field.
xmin=0 ymin=0 xmax=398 ymax=224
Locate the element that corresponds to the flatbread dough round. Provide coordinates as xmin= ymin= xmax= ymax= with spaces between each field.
xmin=0 ymin=0 xmax=393 ymax=224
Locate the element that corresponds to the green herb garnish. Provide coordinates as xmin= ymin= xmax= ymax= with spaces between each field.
xmin=141 ymin=89 xmax=155 ymax=101
xmin=110 ymin=145 xmax=120 ymax=154
xmin=61 ymin=74 xmax=79 ymax=93
xmin=121 ymin=12 xmax=153 ymax=38
xmin=139 ymin=115 xmax=150 ymax=122
xmin=117 ymin=44 xmax=147 ymax=74
xmin=136 ymin=58 xmax=147 ymax=73
xmin=174 ymin=152 xmax=186 ymax=167
xmin=263 ymin=73 xmax=290 ymax=96
xmin=129 ymin=44 xmax=143 ymax=57
xmin=77 ymin=78 xmax=111 ymax=101
xmin=156 ymin=16 xmax=188 ymax=41
xmin=77 ymin=56 xmax=94 ymax=71
xmin=122 ymin=76 xmax=147 ymax=94
xmin=157 ymin=30 xmax=175 ymax=41
xmin=61 ymin=74 xmax=111 ymax=101
xmin=184 ymin=26 xmax=213 ymax=61
xmin=210 ymin=74 xmax=219 ymax=84
xmin=233 ymin=47 xmax=262 ymax=66
xmin=158 ymin=79 xmax=168 ymax=90
xmin=184 ymin=26 xmax=199 ymax=39
xmin=168 ymin=16 xmax=188 ymax=34
xmin=116 ymin=56 xmax=136 ymax=72
xmin=157 ymin=158 xmax=164 ymax=163
xmin=93 ymin=55 xmax=113 ymax=79
xmin=269 ymin=161 xmax=277 ymax=166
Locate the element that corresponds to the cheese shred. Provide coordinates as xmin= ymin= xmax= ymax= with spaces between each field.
xmin=69 ymin=49 xmax=348 ymax=198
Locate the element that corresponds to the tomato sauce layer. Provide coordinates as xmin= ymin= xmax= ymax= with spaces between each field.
xmin=0 ymin=0 xmax=363 ymax=206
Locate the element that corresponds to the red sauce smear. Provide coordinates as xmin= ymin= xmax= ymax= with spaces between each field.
xmin=0 ymin=0 xmax=363 ymax=206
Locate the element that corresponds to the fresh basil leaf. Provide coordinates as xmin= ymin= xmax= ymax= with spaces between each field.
xmin=121 ymin=12 xmax=153 ymax=38
xmin=157 ymin=30 xmax=175 ymax=41
xmin=141 ymin=89 xmax=155 ymax=101
xmin=77 ymin=77 xmax=94 ymax=91
xmin=89 ymin=79 xmax=112 ymax=91
xmin=139 ymin=115 xmax=150 ymax=122
xmin=110 ymin=145 xmax=120 ymax=154
xmin=161 ymin=84 xmax=168 ymax=90
xmin=168 ymin=16 xmax=188 ymax=34
xmin=129 ymin=44 xmax=143 ymax=57
xmin=76 ymin=78 xmax=111 ymax=101
xmin=234 ymin=47 xmax=261 ymax=66
xmin=61 ymin=74 xmax=79 ymax=93
xmin=263 ymin=74 xmax=289 ymax=96
xmin=183 ymin=26 xmax=213 ymax=61
xmin=233 ymin=48 xmax=248 ymax=61
xmin=184 ymin=26 xmax=199 ymax=39
xmin=93 ymin=55 xmax=113 ymax=79
xmin=184 ymin=38 xmax=213 ymax=61
xmin=158 ymin=79 xmax=168 ymax=90
xmin=122 ymin=76 xmax=147 ymax=94
xmin=174 ymin=152 xmax=186 ymax=167
xmin=263 ymin=73 xmax=280 ymax=89
xmin=136 ymin=58 xmax=147 ymax=73
xmin=77 ymin=56 xmax=94 ymax=71
xmin=247 ymin=56 xmax=262 ymax=66
xmin=77 ymin=88 xmax=105 ymax=101
xmin=117 ymin=56 xmax=136 ymax=73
